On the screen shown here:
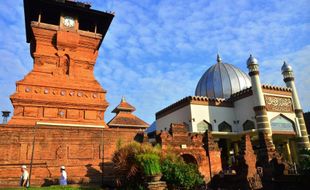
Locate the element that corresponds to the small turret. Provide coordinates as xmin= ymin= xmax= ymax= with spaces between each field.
xmin=246 ymin=54 xmax=258 ymax=67
xmin=281 ymin=61 xmax=294 ymax=82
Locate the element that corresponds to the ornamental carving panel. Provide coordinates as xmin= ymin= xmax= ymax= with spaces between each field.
xmin=265 ymin=95 xmax=293 ymax=112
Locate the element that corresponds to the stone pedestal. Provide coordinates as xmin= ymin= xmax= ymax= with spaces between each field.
xmin=145 ymin=181 xmax=167 ymax=190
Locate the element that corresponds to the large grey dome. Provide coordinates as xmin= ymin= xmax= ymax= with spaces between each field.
xmin=195 ymin=55 xmax=252 ymax=99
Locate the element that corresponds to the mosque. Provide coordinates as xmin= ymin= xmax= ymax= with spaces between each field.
xmin=156 ymin=54 xmax=310 ymax=167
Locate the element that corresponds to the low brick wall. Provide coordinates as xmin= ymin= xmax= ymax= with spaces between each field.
xmin=0 ymin=124 xmax=143 ymax=187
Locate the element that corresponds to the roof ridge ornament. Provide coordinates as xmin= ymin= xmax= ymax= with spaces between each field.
xmin=121 ymin=96 xmax=126 ymax=102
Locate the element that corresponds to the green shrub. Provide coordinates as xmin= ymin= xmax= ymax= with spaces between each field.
xmin=113 ymin=143 xmax=205 ymax=189
xmin=161 ymin=157 xmax=204 ymax=189
xmin=135 ymin=153 xmax=161 ymax=176
xmin=113 ymin=142 xmax=162 ymax=188
xmin=299 ymin=149 xmax=310 ymax=174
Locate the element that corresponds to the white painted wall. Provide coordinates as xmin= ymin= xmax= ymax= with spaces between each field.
xmin=233 ymin=95 xmax=256 ymax=131
xmin=190 ymin=104 xmax=235 ymax=132
xmin=156 ymin=105 xmax=192 ymax=131
xmin=156 ymin=93 xmax=297 ymax=134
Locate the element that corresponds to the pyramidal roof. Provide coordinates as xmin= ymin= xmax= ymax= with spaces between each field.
xmin=108 ymin=97 xmax=149 ymax=129
xmin=112 ymin=96 xmax=136 ymax=113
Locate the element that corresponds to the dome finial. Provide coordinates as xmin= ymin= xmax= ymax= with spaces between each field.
xmin=217 ymin=53 xmax=222 ymax=63
xmin=281 ymin=61 xmax=293 ymax=73
xmin=247 ymin=54 xmax=258 ymax=66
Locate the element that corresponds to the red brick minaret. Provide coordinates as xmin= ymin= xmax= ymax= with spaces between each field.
xmin=9 ymin=0 xmax=114 ymax=126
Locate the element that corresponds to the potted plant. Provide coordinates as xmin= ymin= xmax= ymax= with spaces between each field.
xmin=136 ymin=153 xmax=162 ymax=182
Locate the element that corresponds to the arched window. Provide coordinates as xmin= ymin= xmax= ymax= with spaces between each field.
xmin=271 ymin=114 xmax=295 ymax=132
xmin=218 ymin=121 xmax=232 ymax=132
xmin=60 ymin=54 xmax=70 ymax=75
xmin=243 ymin=120 xmax=255 ymax=131
xmin=197 ymin=120 xmax=212 ymax=132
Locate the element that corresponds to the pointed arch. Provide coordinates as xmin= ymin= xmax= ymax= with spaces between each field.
xmin=243 ymin=120 xmax=255 ymax=131
xmin=271 ymin=114 xmax=295 ymax=132
xmin=197 ymin=120 xmax=212 ymax=132
xmin=218 ymin=121 xmax=232 ymax=132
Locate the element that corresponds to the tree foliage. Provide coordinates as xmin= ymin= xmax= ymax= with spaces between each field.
xmin=299 ymin=149 xmax=310 ymax=175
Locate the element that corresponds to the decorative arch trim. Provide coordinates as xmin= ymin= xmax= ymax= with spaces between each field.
xmin=270 ymin=114 xmax=295 ymax=132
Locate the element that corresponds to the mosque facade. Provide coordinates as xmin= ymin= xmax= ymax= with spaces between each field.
xmin=156 ymin=54 xmax=310 ymax=167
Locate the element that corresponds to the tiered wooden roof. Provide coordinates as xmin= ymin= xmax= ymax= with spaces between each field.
xmin=108 ymin=97 xmax=148 ymax=129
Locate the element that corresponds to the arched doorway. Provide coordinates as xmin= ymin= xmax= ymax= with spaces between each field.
xmin=181 ymin=154 xmax=198 ymax=165
xmin=271 ymin=114 xmax=296 ymax=163
xmin=218 ymin=122 xmax=233 ymax=170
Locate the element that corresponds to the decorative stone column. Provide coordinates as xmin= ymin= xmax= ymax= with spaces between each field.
xmin=247 ymin=55 xmax=275 ymax=163
xmin=281 ymin=61 xmax=310 ymax=150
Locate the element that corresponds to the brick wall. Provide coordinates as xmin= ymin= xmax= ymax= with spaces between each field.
xmin=0 ymin=124 xmax=143 ymax=187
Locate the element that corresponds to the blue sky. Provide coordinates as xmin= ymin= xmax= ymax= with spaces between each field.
xmin=0 ymin=0 xmax=310 ymax=124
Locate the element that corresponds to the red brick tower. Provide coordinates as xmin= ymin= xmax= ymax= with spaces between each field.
xmin=9 ymin=0 xmax=114 ymax=126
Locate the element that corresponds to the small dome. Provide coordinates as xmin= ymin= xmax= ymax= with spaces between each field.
xmin=195 ymin=55 xmax=252 ymax=99
xmin=281 ymin=61 xmax=293 ymax=73
xmin=246 ymin=54 xmax=258 ymax=67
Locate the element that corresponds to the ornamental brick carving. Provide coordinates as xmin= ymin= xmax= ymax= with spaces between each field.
xmin=265 ymin=95 xmax=293 ymax=112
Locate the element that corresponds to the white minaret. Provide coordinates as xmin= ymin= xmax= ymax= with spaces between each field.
xmin=247 ymin=55 xmax=265 ymax=107
xmin=246 ymin=55 xmax=275 ymax=153
xmin=281 ymin=61 xmax=310 ymax=149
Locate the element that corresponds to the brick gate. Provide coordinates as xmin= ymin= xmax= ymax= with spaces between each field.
xmin=157 ymin=123 xmax=222 ymax=182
